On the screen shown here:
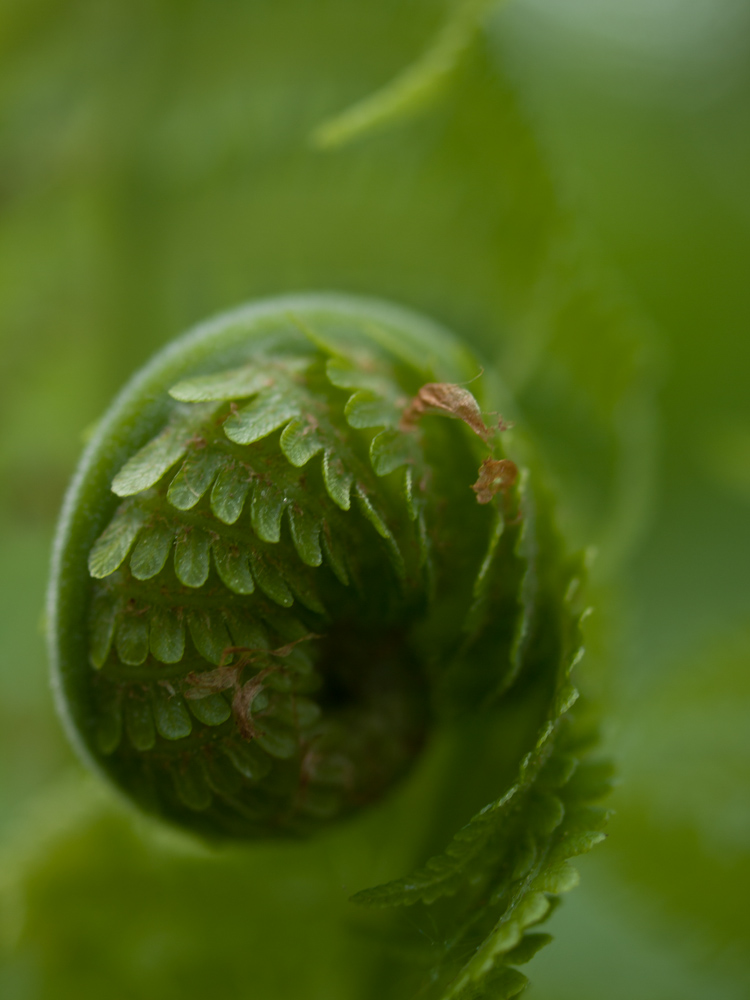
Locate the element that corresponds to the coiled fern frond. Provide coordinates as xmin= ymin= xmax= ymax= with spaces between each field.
xmin=49 ymin=293 xmax=609 ymax=999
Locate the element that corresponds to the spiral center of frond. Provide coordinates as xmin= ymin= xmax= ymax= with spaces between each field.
xmin=84 ymin=316 xmax=518 ymax=836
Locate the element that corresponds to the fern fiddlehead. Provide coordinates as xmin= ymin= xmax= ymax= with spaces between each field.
xmin=49 ymin=292 xmax=609 ymax=998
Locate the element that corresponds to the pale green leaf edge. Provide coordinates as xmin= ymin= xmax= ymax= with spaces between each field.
xmin=312 ymin=0 xmax=505 ymax=149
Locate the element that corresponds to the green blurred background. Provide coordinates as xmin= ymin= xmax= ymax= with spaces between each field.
xmin=1 ymin=0 xmax=748 ymax=997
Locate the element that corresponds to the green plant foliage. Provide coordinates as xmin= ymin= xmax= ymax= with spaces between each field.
xmin=45 ymin=288 xmax=613 ymax=997
xmin=0 ymin=1 xmax=697 ymax=999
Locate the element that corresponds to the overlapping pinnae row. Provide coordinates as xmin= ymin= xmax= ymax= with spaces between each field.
xmin=352 ymin=529 xmax=611 ymax=999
